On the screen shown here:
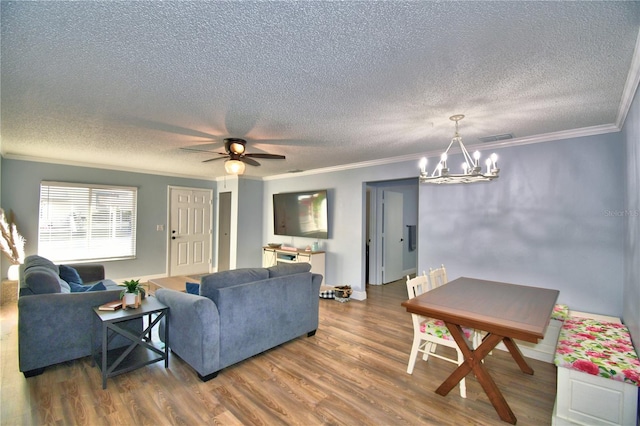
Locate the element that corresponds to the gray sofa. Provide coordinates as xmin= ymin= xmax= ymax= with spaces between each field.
xmin=155 ymin=262 xmax=322 ymax=381
xmin=18 ymin=255 xmax=141 ymax=377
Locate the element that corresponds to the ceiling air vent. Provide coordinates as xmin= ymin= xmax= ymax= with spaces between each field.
xmin=479 ymin=133 xmax=514 ymax=143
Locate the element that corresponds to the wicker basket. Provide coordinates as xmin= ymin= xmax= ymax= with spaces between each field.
xmin=334 ymin=285 xmax=352 ymax=302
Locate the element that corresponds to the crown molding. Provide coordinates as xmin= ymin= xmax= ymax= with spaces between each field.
xmin=1 ymin=153 xmax=218 ymax=181
xmin=617 ymin=28 xmax=640 ymax=129
xmin=264 ymin=123 xmax=621 ymax=181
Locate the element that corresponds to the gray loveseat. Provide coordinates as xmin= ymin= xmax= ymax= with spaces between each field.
xmin=18 ymin=255 xmax=141 ymax=377
xmin=155 ymin=262 xmax=322 ymax=381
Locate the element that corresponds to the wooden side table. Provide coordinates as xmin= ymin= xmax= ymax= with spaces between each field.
xmin=92 ymin=297 xmax=169 ymax=389
xmin=1 ymin=280 xmax=18 ymax=305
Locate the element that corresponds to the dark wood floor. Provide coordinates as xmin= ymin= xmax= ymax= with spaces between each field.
xmin=0 ymin=279 xmax=557 ymax=425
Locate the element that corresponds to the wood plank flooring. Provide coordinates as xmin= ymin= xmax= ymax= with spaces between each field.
xmin=0 ymin=280 xmax=557 ymax=425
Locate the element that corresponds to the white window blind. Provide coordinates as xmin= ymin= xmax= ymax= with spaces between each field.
xmin=38 ymin=181 xmax=137 ymax=263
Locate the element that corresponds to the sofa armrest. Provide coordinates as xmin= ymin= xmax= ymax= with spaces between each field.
xmin=66 ymin=263 xmax=105 ymax=283
xmin=155 ymin=289 xmax=221 ymax=378
xmin=18 ymin=288 xmax=137 ymax=372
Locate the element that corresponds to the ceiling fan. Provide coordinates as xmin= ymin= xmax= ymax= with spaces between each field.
xmin=181 ymin=138 xmax=285 ymax=174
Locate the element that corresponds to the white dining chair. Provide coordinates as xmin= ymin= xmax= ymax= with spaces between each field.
xmin=429 ymin=264 xmax=484 ymax=350
xmin=405 ymin=270 xmax=474 ymax=398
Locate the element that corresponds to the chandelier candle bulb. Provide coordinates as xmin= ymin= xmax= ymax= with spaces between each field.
xmin=473 ymin=151 xmax=481 ymax=167
xmin=419 ymin=157 xmax=427 ymax=174
xmin=491 ymin=153 xmax=498 ymax=171
xmin=485 ymin=158 xmax=492 ymax=173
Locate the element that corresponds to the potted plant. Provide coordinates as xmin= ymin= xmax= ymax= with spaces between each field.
xmin=120 ymin=279 xmax=141 ymax=308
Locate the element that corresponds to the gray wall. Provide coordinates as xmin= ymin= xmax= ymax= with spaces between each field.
xmin=236 ymin=177 xmax=264 ymax=269
xmin=418 ymin=133 xmax=625 ymax=317
xmin=623 ymin=83 xmax=640 ymax=349
xmin=1 ymin=160 xmax=215 ymax=279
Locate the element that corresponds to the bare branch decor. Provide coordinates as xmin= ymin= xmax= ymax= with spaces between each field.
xmin=0 ymin=208 xmax=25 ymax=265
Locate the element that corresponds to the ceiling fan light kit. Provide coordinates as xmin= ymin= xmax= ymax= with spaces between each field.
xmin=419 ymin=115 xmax=500 ymax=184
xmin=183 ymin=137 xmax=285 ymax=175
xmin=224 ymin=159 xmax=246 ymax=175
xmin=225 ymin=138 xmax=246 ymax=155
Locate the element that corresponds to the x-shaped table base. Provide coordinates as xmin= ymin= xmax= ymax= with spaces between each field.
xmin=437 ymin=322 xmax=534 ymax=424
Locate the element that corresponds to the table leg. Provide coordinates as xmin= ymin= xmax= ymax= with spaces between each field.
xmin=502 ymin=337 xmax=534 ymax=375
xmin=101 ymin=322 xmax=108 ymax=389
xmin=438 ymin=323 xmax=517 ymax=424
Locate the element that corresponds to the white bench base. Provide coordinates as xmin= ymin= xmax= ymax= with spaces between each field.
xmin=552 ymin=367 xmax=639 ymax=426
xmin=495 ymin=317 xmax=563 ymax=363
xmin=552 ymin=311 xmax=637 ymax=426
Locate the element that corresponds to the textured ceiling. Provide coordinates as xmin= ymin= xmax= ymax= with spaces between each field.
xmin=1 ymin=1 xmax=639 ymax=180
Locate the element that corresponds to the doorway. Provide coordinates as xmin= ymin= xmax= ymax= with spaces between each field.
xmin=168 ymin=186 xmax=213 ymax=276
xmin=217 ymin=192 xmax=232 ymax=272
xmin=366 ymin=180 xmax=418 ymax=286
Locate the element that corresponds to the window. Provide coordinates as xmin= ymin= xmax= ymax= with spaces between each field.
xmin=38 ymin=181 xmax=137 ymax=263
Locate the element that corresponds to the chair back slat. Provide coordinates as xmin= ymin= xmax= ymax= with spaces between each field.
xmin=406 ymin=272 xmax=430 ymax=299
xmin=429 ymin=264 xmax=448 ymax=288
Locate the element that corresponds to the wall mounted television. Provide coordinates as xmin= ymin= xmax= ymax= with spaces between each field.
xmin=273 ymin=189 xmax=328 ymax=239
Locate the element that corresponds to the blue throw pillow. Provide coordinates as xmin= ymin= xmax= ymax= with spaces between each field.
xmin=69 ymin=282 xmax=87 ymax=292
xmin=70 ymin=281 xmax=106 ymax=292
xmin=186 ymin=282 xmax=200 ymax=295
xmin=59 ymin=265 xmax=83 ymax=285
xmin=86 ymin=281 xmax=107 ymax=292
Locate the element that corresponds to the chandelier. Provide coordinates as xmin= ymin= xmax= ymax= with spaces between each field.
xmin=419 ymin=115 xmax=500 ymax=184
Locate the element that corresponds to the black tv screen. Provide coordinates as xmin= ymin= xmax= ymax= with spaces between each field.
xmin=273 ymin=189 xmax=328 ymax=239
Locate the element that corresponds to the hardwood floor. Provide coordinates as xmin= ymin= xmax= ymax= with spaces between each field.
xmin=1 ymin=280 xmax=557 ymax=425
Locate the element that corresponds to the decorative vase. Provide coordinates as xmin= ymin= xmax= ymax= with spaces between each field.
xmin=7 ymin=264 xmax=20 ymax=281
xmin=124 ymin=292 xmax=137 ymax=306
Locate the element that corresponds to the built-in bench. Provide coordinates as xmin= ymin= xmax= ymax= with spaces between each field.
xmin=552 ymin=313 xmax=640 ymax=426
xmin=495 ymin=303 xmax=569 ymax=363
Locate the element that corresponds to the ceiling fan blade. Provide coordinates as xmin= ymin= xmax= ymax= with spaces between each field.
xmin=202 ymin=155 xmax=229 ymax=163
xmin=244 ymin=153 xmax=286 ymax=160
xmin=241 ymin=157 xmax=261 ymax=167
xmin=180 ymin=147 xmax=224 ymax=154
xmin=117 ymin=116 xmax=220 ymax=139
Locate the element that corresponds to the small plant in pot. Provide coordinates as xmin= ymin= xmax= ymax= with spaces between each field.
xmin=120 ymin=279 xmax=141 ymax=308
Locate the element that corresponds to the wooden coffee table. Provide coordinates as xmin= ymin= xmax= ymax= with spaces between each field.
xmin=147 ymin=276 xmax=194 ymax=294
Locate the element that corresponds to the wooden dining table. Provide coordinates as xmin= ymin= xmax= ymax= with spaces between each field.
xmin=401 ymin=276 xmax=559 ymax=424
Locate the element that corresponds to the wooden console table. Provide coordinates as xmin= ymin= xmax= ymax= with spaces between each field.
xmin=262 ymin=246 xmax=325 ymax=278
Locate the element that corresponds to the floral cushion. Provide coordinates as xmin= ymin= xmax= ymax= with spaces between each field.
xmin=420 ymin=318 xmax=474 ymax=341
xmin=551 ymin=304 xmax=569 ymax=321
xmin=554 ymin=317 xmax=640 ymax=386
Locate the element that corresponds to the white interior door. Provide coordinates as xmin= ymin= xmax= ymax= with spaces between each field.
xmin=382 ymin=190 xmax=403 ymax=283
xmin=169 ymin=187 xmax=212 ymax=276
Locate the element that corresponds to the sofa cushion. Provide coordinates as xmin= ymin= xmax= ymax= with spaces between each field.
xmin=59 ymin=265 xmax=83 ymax=285
xmin=267 ymin=262 xmax=311 ymax=277
xmin=200 ymin=268 xmax=268 ymax=300
xmin=23 ymin=255 xmax=59 ymax=274
xmin=69 ymin=281 xmax=107 ymax=292
xmin=23 ymin=266 xmax=69 ymax=294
